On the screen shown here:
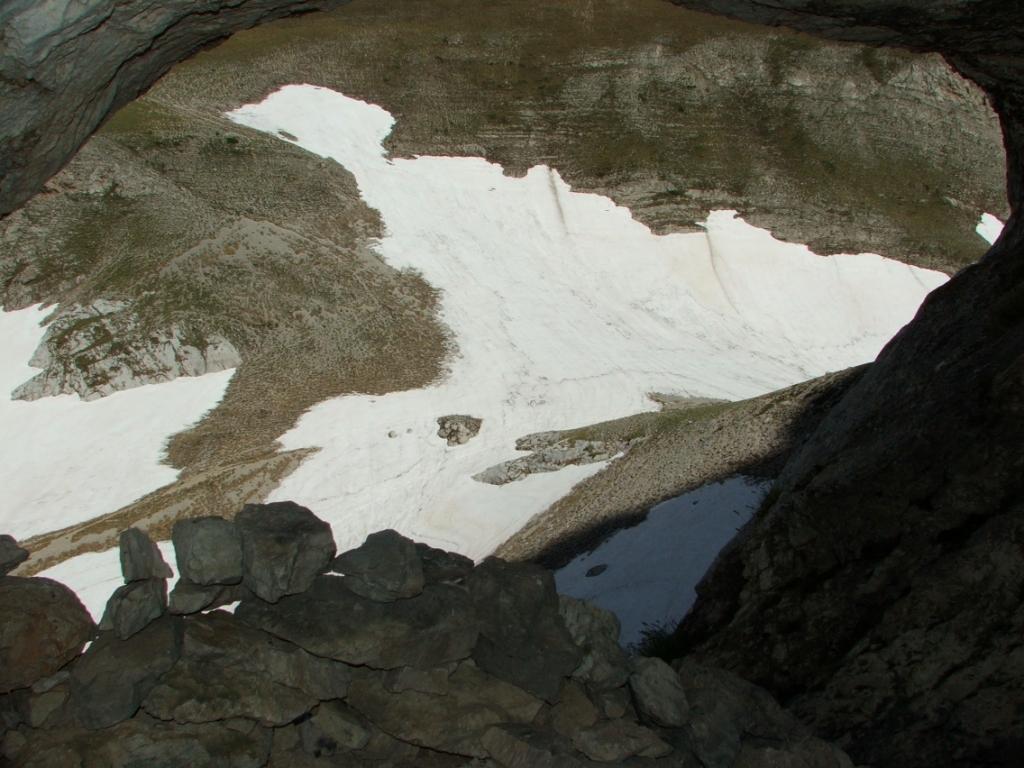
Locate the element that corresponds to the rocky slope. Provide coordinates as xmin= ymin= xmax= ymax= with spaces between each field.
xmin=1 ymin=510 xmax=854 ymax=767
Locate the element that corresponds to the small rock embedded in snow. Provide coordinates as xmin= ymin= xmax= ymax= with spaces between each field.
xmin=436 ymin=414 xmax=483 ymax=446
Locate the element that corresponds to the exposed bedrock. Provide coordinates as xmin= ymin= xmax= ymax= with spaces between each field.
xmin=0 ymin=517 xmax=854 ymax=767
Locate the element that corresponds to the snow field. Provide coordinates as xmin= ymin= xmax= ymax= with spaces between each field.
xmin=225 ymin=85 xmax=948 ymax=559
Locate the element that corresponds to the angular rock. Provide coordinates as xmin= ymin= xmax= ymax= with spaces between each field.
xmin=629 ymin=656 xmax=690 ymax=727
xmin=571 ymin=718 xmax=672 ymax=762
xmin=558 ymin=596 xmax=630 ymax=692
xmin=299 ymin=701 xmax=370 ymax=756
xmin=235 ymin=501 xmax=336 ymax=602
xmin=382 ymin=665 xmax=453 ymax=695
xmin=469 ymin=559 xmax=581 ymax=702
xmin=143 ymin=611 xmax=351 ymax=726
xmin=550 ymin=681 xmax=599 ymax=740
xmin=347 ymin=661 xmax=543 ymax=758
xmin=236 ymin=575 xmax=477 ymax=669
xmin=332 ymin=529 xmax=425 ymax=601
xmin=172 ymin=516 xmax=243 ymax=586
xmin=99 ymin=578 xmax=167 ymax=639
xmin=0 ymin=535 xmax=29 ymax=575
xmin=119 ymin=528 xmax=173 ymax=582
xmin=168 ymin=578 xmax=225 ymax=615
xmin=17 ymin=714 xmax=272 ymax=768
xmin=0 ymin=576 xmax=94 ymax=693
xmin=69 ymin=615 xmax=183 ymax=729
xmin=416 ymin=542 xmax=474 ymax=584
xmin=482 ymin=724 xmax=591 ymax=768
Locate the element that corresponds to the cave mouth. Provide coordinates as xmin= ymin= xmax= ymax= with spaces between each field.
xmin=2 ymin=0 xmax=1008 ymax=589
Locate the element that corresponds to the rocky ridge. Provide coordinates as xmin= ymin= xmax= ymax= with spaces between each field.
xmin=1 ymin=504 xmax=853 ymax=767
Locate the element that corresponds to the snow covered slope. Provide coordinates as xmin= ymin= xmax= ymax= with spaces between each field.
xmin=224 ymin=85 xmax=949 ymax=559
xmin=556 ymin=476 xmax=770 ymax=647
xmin=0 ymin=305 xmax=234 ymax=541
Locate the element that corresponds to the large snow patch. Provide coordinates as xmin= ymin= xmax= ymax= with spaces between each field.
xmin=0 ymin=305 xmax=234 ymax=541
xmin=227 ymin=84 xmax=948 ymax=560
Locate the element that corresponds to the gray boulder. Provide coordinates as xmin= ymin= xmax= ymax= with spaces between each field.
xmin=0 ymin=535 xmax=29 ymax=575
xmin=558 ymin=596 xmax=630 ymax=692
xmin=99 ymin=578 xmax=167 ymax=640
xmin=69 ymin=615 xmax=183 ymax=730
xmin=168 ymin=579 xmax=224 ymax=615
xmin=332 ymin=529 xmax=425 ymax=601
xmin=119 ymin=528 xmax=173 ymax=583
xmin=235 ymin=502 xmax=336 ymax=602
xmin=437 ymin=414 xmax=483 ymax=446
xmin=172 ymin=517 xmax=243 ymax=586
xmin=416 ymin=542 xmax=474 ymax=584
xmin=236 ymin=575 xmax=477 ymax=669
xmin=0 ymin=577 xmax=94 ymax=693
xmin=571 ymin=718 xmax=672 ymax=762
xmin=481 ymin=724 xmax=591 ymax=768
xmin=143 ymin=612 xmax=351 ymax=726
xmin=549 ymin=681 xmax=599 ymax=741
xmin=298 ymin=701 xmax=370 ymax=756
xmin=629 ymin=657 xmax=690 ymax=728
xmin=347 ymin=661 xmax=543 ymax=758
xmin=469 ymin=559 xmax=581 ymax=702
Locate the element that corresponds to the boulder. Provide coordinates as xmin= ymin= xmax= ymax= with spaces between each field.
xmin=469 ymin=559 xmax=580 ymax=701
xmin=99 ymin=578 xmax=167 ymax=639
xmin=168 ymin=579 xmax=225 ymax=615
xmin=0 ymin=576 xmax=94 ymax=693
xmin=298 ymin=701 xmax=371 ymax=756
xmin=571 ymin=718 xmax=672 ymax=762
xmin=481 ymin=724 xmax=591 ymax=768
xmin=236 ymin=575 xmax=478 ymax=669
xmin=172 ymin=517 xmax=243 ymax=586
xmin=550 ymin=681 xmax=599 ymax=740
xmin=347 ymin=661 xmax=543 ymax=757
xmin=0 ymin=535 xmax=29 ymax=575
xmin=628 ymin=657 xmax=690 ymax=728
xmin=143 ymin=611 xmax=351 ymax=726
xmin=416 ymin=542 xmax=474 ymax=584
xmin=69 ymin=615 xmax=183 ymax=730
xmin=16 ymin=715 xmax=272 ymax=768
xmin=235 ymin=502 xmax=336 ymax=602
xmin=119 ymin=528 xmax=173 ymax=582
xmin=436 ymin=414 xmax=483 ymax=446
xmin=557 ymin=596 xmax=630 ymax=692
xmin=332 ymin=529 xmax=425 ymax=601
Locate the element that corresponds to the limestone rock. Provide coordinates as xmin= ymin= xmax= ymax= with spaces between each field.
xmin=119 ymin=528 xmax=173 ymax=583
xmin=550 ymin=681 xmax=599 ymax=740
xmin=168 ymin=579 xmax=225 ymax=615
xmin=437 ymin=414 xmax=483 ymax=446
xmin=571 ymin=718 xmax=672 ymax=762
xmin=0 ymin=576 xmax=94 ymax=693
xmin=629 ymin=657 xmax=690 ymax=728
xmin=235 ymin=501 xmax=336 ymax=602
xmin=69 ymin=615 xmax=183 ymax=730
xmin=469 ymin=558 xmax=581 ymax=702
xmin=416 ymin=542 xmax=475 ymax=584
xmin=298 ymin=701 xmax=370 ymax=756
xmin=236 ymin=575 xmax=478 ymax=669
xmin=172 ymin=517 xmax=243 ymax=587
xmin=332 ymin=529 xmax=425 ymax=601
xmin=0 ymin=535 xmax=29 ymax=575
xmin=99 ymin=578 xmax=167 ymax=639
xmin=16 ymin=715 xmax=272 ymax=768
xmin=347 ymin=661 xmax=543 ymax=757
xmin=558 ymin=595 xmax=630 ymax=692
xmin=143 ymin=612 xmax=350 ymax=726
